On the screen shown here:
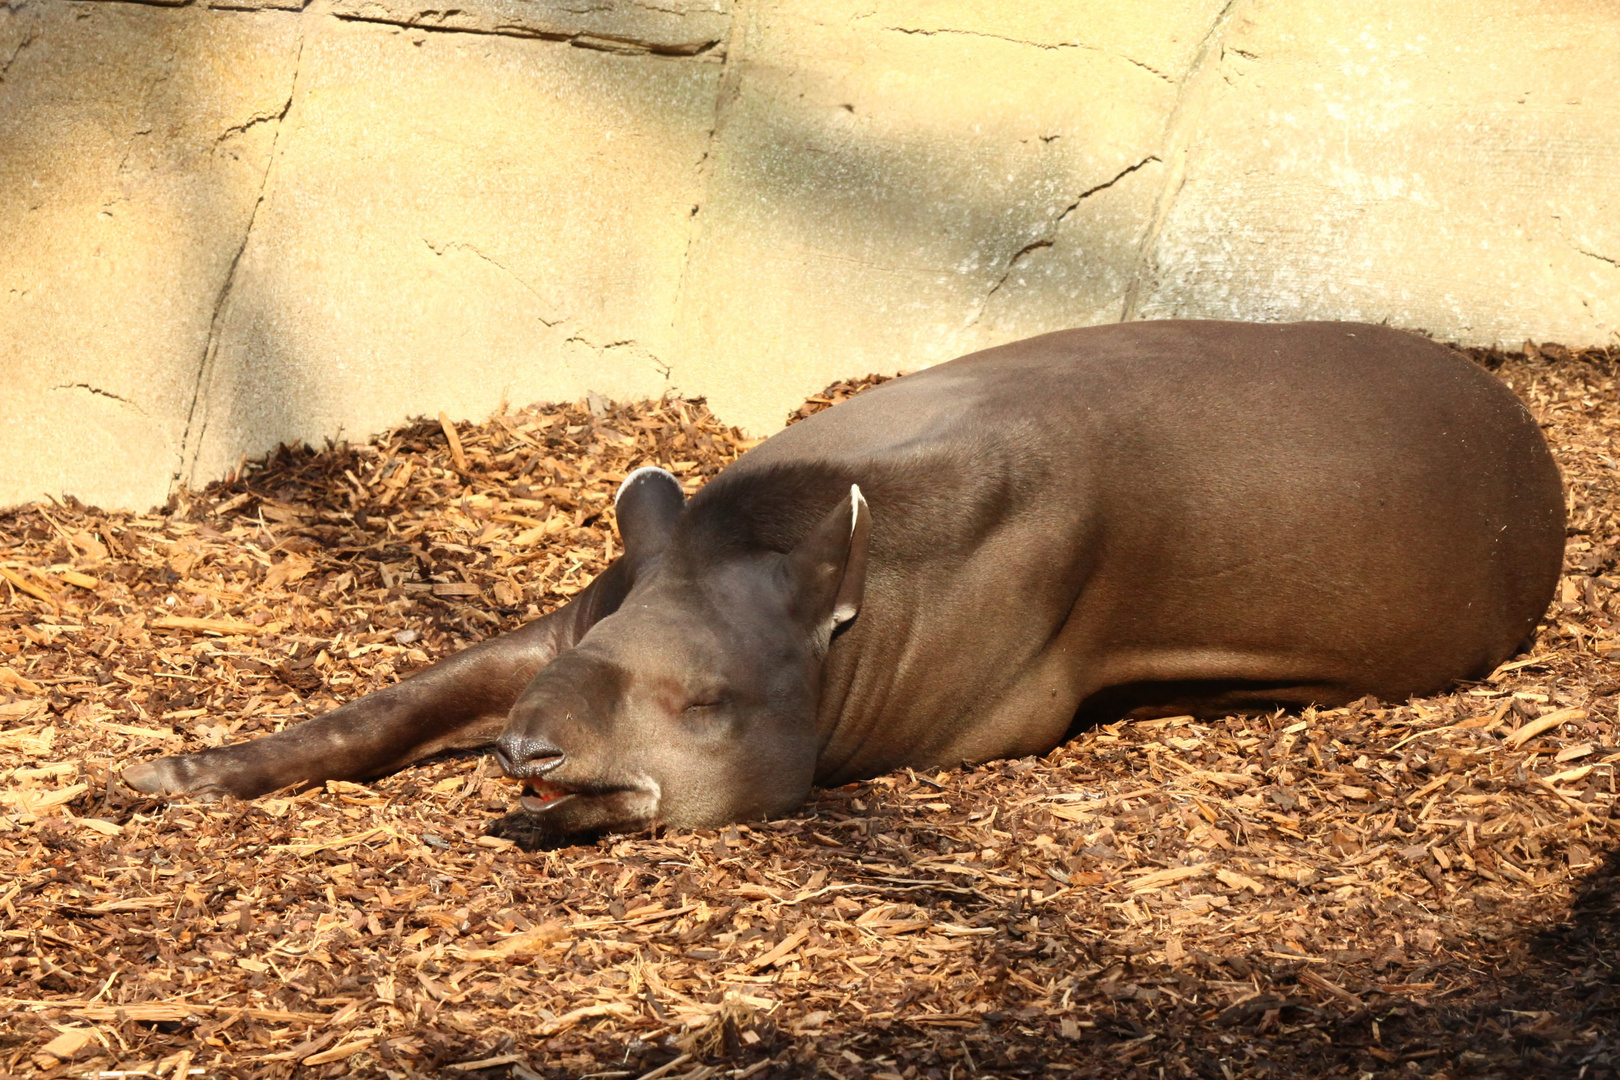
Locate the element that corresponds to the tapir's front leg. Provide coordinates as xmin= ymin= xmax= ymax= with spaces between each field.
xmin=122 ymin=559 xmax=634 ymax=799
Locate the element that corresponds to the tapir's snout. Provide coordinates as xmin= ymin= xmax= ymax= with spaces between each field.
xmin=491 ymin=662 xmax=667 ymax=842
xmin=492 ymin=731 xmax=565 ymax=779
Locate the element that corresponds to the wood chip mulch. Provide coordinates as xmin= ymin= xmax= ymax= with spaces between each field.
xmin=3 ymin=343 xmax=1620 ymax=1080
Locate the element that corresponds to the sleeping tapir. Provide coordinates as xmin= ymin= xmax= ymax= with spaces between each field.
xmin=124 ymin=320 xmax=1565 ymax=842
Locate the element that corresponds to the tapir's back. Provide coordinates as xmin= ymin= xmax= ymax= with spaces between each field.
xmin=706 ymin=321 xmax=1565 ymax=782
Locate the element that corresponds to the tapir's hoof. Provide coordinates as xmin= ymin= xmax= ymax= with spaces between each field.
xmin=122 ymin=758 xmax=196 ymax=797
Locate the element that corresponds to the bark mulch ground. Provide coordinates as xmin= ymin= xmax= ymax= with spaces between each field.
xmin=4 ymin=342 xmax=1620 ymax=1080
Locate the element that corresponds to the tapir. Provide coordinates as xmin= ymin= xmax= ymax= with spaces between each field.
xmin=124 ymin=320 xmax=1565 ymax=843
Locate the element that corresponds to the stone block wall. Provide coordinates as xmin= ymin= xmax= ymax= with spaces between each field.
xmin=2 ymin=0 xmax=1616 ymax=509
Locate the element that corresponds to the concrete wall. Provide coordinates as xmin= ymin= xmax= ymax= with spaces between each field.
xmin=3 ymin=0 xmax=1617 ymax=511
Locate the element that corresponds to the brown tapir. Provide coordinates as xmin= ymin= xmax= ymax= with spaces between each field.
xmin=124 ymin=320 xmax=1565 ymax=843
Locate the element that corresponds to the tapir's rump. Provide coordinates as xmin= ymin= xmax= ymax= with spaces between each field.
xmin=123 ymin=321 xmax=1565 ymax=843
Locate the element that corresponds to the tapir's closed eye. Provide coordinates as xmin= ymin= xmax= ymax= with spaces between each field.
xmin=683 ymin=695 xmax=730 ymax=712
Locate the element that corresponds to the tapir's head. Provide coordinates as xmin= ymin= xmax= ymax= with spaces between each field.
xmin=492 ymin=466 xmax=871 ymax=844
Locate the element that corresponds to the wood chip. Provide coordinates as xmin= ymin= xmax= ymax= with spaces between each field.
xmin=538 ymin=1002 xmax=636 ymax=1036
xmin=269 ymin=826 xmax=392 ymax=855
xmin=1505 ymin=706 xmax=1587 ymax=748
xmin=439 ymin=411 xmax=469 ymax=473
xmin=1299 ymin=969 xmax=1364 ymax=1008
xmin=303 ymin=1038 xmax=374 ymax=1066
xmin=1215 ymin=867 xmax=1267 ymax=894
xmin=744 ymin=926 xmax=810 ymax=970
xmin=0 ymin=564 xmax=57 ymax=603
xmin=1127 ymin=864 xmax=1209 ymax=892
xmin=33 ymin=1028 xmax=94 ymax=1067
xmin=0 ymin=666 xmax=43 ymax=695
xmin=447 ymin=1052 xmax=525 ymax=1072
xmin=149 ymin=615 xmax=265 ymax=636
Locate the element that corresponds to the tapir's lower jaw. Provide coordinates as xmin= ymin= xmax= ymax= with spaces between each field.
xmin=495 ymin=777 xmax=659 ymax=848
xmin=519 ymin=779 xmax=575 ymax=812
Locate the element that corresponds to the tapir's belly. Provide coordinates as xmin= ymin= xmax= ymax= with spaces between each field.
xmin=801 ymin=321 xmax=1565 ymax=784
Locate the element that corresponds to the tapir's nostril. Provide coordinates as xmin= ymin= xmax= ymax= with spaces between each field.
xmin=493 ymin=734 xmax=566 ymax=778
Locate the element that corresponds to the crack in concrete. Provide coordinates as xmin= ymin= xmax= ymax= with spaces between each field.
xmin=109 ymin=52 xmax=178 ymax=198
xmin=565 ymin=332 xmax=671 ymax=382
xmin=969 ymin=155 xmax=1161 ymax=326
xmin=217 ymin=107 xmax=287 ymax=144
xmin=666 ymin=0 xmax=748 ymax=385
xmin=209 ymin=0 xmax=315 ymax=9
xmin=71 ymin=0 xmax=203 ymax=7
xmin=881 ymin=26 xmax=1171 ymax=82
xmin=1579 ymin=249 xmax=1620 ymax=271
xmin=1121 ymin=0 xmax=1244 ymax=322
xmin=568 ymin=334 xmax=638 ymax=350
xmin=332 ymin=12 xmax=722 ymax=56
xmin=51 ymin=383 xmax=149 ymax=416
xmin=0 ymin=29 xmax=35 ymax=84
xmin=70 ymin=0 xmax=720 ymax=55
xmin=1116 ymin=53 xmax=1174 ymax=84
xmin=423 ymin=239 xmax=563 ymax=325
xmin=174 ymin=22 xmax=307 ymax=494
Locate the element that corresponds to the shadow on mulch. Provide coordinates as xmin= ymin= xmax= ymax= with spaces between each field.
xmin=448 ymin=817 xmax=1620 ymax=1080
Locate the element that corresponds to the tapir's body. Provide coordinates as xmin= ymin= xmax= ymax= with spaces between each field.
xmin=126 ymin=321 xmax=1564 ymax=841
xmin=758 ymin=320 xmax=1562 ymax=783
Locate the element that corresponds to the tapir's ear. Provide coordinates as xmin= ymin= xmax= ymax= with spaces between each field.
xmin=787 ymin=484 xmax=871 ymax=642
xmin=615 ymin=466 xmax=685 ymax=563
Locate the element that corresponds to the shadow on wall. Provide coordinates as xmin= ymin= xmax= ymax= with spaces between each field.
xmin=0 ymin=0 xmax=305 ymax=510
xmin=8 ymin=0 xmax=1205 ymax=506
xmin=176 ymin=12 xmax=726 ymax=486
xmin=188 ymin=274 xmax=324 ymax=491
xmin=671 ymin=28 xmax=1184 ymax=428
xmin=8 ymin=0 xmax=1620 ymax=511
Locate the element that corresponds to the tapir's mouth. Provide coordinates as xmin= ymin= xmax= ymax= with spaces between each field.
xmin=494 ymin=774 xmax=661 ymax=847
xmin=519 ymin=779 xmax=576 ymax=812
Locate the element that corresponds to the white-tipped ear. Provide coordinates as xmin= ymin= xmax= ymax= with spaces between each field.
xmin=832 ymin=485 xmax=870 ymax=626
xmin=787 ymin=483 xmax=872 ymax=644
xmin=616 ymin=465 xmax=681 ymax=508
xmin=614 ymin=466 xmax=686 ymax=563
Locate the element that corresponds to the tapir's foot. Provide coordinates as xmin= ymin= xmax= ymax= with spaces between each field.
xmin=121 ymin=755 xmax=231 ymax=798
